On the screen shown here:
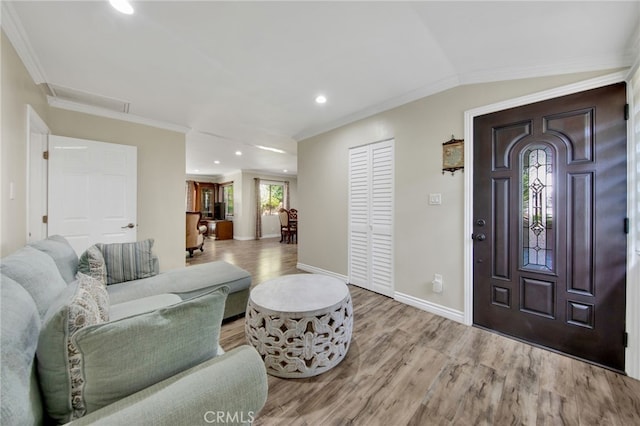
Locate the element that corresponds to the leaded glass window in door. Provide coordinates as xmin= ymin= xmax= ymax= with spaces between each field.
xmin=522 ymin=146 xmax=554 ymax=271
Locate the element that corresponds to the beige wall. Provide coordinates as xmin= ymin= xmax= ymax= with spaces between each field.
xmin=1 ymin=31 xmax=186 ymax=270
xmin=298 ymin=70 xmax=620 ymax=312
xmin=1 ymin=31 xmax=50 ymax=256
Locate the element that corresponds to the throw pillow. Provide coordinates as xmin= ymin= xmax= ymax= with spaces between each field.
xmin=71 ymin=286 xmax=229 ymax=416
xmin=37 ymin=273 xmax=109 ymax=423
xmin=97 ymin=239 xmax=157 ymax=285
xmin=29 ymin=235 xmax=79 ymax=284
xmin=77 ymin=245 xmax=107 ymax=286
xmin=0 ymin=246 xmax=68 ymax=319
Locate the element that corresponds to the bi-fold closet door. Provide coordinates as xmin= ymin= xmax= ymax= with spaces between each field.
xmin=348 ymin=139 xmax=394 ymax=297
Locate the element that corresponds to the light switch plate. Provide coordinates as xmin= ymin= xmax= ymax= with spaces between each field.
xmin=428 ymin=193 xmax=442 ymax=205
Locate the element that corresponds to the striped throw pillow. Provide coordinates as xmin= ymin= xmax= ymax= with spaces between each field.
xmin=97 ymin=239 xmax=156 ymax=285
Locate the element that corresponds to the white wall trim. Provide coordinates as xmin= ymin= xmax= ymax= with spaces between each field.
xmin=463 ymin=70 xmax=635 ymax=375
xmin=625 ymin=65 xmax=640 ymax=380
xmin=47 ymin=97 xmax=190 ymax=134
xmin=296 ymin=263 xmax=349 ymax=282
xmin=25 ymin=105 xmax=50 ymax=243
xmin=260 ymin=233 xmax=280 ymax=239
xmin=1 ymin=2 xmax=47 ymax=84
xmin=395 ymin=291 xmax=465 ymax=324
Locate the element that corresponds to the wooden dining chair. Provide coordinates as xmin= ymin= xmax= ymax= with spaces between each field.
xmin=278 ymin=208 xmax=297 ymax=244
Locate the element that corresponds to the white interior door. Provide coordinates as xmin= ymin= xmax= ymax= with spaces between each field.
xmin=48 ymin=135 xmax=137 ymax=255
xmin=370 ymin=141 xmax=394 ymax=297
xmin=348 ymin=145 xmax=370 ymax=289
xmin=348 ymin=139 xmax=394 ymax=297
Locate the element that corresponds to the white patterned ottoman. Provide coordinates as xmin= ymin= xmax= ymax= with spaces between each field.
xmin=245 ymin=274 xmax=353 ymax=378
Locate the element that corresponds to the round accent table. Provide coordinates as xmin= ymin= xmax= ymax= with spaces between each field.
xmin=245 ymin=274 xmax=353 ymax=378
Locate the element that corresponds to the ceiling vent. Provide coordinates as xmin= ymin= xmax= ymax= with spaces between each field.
xmin=45 ymin=83 xmax=130 ymax=113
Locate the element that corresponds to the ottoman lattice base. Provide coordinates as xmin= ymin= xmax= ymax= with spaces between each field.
xmin=245 ymin=293 xmax=353 ymax=378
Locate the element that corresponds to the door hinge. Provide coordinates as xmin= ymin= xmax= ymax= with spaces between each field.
xmin=43 ymin=150 xmax=49 ymax=160
xmin=624 ymin=104 xmax=629 ymax=121
xmin=42 ymin=215 xmax=48 ymax=224
xmin=624 ymin=332 xmax=628 ymax=348
xmin=624 ymin=217 xmax=630 ymax=234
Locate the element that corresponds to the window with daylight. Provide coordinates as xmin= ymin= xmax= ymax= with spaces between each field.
xmin=260 ymin=182 xmax=283 ymax=215
xmin=222 ymin=183 xmax=234 ymax=217
xmin=521 ymin=146 xmax=554 ymax=271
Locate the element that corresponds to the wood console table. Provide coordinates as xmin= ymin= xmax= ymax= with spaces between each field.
xmin=214 ymin=220 xmax=233 ymax=240
xmin=200 ymin=219 xmax=233 ymax=240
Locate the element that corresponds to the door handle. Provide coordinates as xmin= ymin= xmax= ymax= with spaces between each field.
xmin=121 ymin=223 xmax=135 ymax=229
xmin=472 ymin=233 xmax=486 ymax=241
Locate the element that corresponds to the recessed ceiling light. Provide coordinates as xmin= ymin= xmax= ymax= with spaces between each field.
xmin=315 ymin=95 xmax=327 ymax=104
xmin=214 ymin=160 xmax=220 ymax=164
xmin=109 ymin=0 xmax=134 ymax=15
xmin=235 ymin=151 xmax=242 ymax=156
xmin=256 ymin=145 xmax=286 ymax=154
xmin=194 ymin=169 xmax=200 ymax=173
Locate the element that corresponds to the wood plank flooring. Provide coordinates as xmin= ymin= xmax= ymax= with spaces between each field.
xmin=189 ymin=238 xmax=640 ymax=425
xmin=187 ymin=236 xmax=302 ymax=285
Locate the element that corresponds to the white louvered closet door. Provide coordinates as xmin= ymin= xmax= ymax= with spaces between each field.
xmin=348 ymin=139 xmax=394 ymax=297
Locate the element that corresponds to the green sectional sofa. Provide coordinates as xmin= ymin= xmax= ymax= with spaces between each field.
xmin=0 ymin=235 xmax=267 ymax=425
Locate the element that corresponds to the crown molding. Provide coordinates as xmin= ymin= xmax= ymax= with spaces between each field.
xmin=1 ymin=1 xmax=47 ymax=84
xmin=295 ymin=53 xmax=633 ymax=142
xmin=294 ymin=74 xmax=461 ymax=141
xmin=48 ymin=96 xmax=191 ymax=134
xmin=459 ymin=54 xmax=633 ymax=86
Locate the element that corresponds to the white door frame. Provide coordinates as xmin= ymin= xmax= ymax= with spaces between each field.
xmin=26 ymin=105 xmax=50 ymax=242
xmin=463 ymin=70 xmax=639 ymax=378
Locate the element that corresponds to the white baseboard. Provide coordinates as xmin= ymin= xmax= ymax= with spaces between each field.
xmin=261 ymin=233 xmax=280 ymax=239
xmin=295 ymin=264 xmax=464 ymax=325
xmin=296 ymin=263 xmax=349 ymax=282
xmin=232 ymin=235 xmax=282 ymax=241
xmin=394 ymin=291 xmax=465 ymax=324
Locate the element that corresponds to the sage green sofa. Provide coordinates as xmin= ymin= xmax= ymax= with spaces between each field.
xmin=0 ymin=236 xmax=267 ymax=425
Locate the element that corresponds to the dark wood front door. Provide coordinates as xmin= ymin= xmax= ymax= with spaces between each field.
xmin=473 ymin=83 xmax=627 ymax=371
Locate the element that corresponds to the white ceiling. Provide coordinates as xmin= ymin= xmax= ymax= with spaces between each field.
xmin=3 ymin=1 xmax=639 ymax=177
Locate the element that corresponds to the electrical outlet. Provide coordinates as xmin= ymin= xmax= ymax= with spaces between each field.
xmin=428 ymin=193 xmax=442 ymax=205
xmin=432 ymin=274 xmax=443 ymax=293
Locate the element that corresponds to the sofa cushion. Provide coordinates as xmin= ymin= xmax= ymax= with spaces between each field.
xmin=37 ymin=273 xmax=110 ymax=423
xmin=78 ymin=245 xmax=107 ymax=285
xmin=109 ymin=293 xmax=181 ymax=321
xmin=72 ymin=286 xmax=229 ymax=417
xmin=28 ymin=235 xmax=79 ymax=284
xmin=107 ymin=260 xmax=250 ymax=304
xmin=0 ymin=276 xmax=44 ymax=426
xmin=0 ymin=246 xmax=68 ymax=318
xmin=97 ymin=239 xmax=157 ymax=285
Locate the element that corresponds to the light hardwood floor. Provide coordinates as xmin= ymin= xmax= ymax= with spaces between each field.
xmin=189 ymin=237 xmax=640 ymax=425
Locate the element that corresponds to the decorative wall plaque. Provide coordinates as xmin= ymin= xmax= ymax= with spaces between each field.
xmin=442 ymin=135 xmax=464 ymax=175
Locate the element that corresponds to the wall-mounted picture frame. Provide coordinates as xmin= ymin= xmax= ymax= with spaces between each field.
xmin=442 ymin=136 xmax=464 ymax=175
